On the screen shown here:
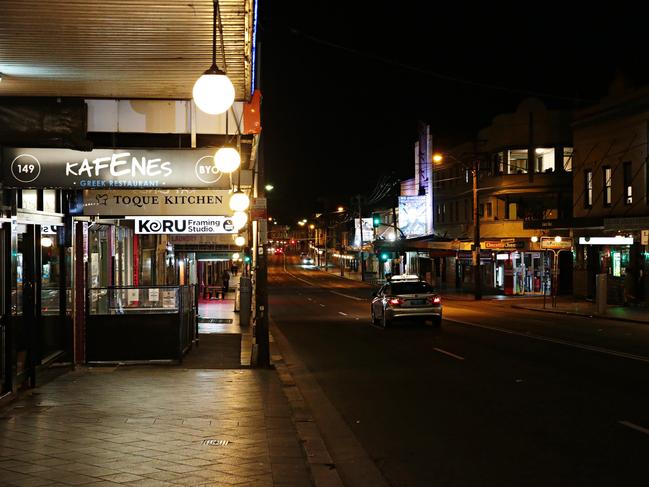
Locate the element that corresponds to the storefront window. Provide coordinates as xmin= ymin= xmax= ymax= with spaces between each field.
xmin=41 ymin=229 xmax=60 ymax=316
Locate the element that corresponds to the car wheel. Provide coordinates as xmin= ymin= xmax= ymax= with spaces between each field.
xmin=371 ymin=309 xmax=379 ymax=326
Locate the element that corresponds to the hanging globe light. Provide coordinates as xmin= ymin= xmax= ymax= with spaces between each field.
xmin=235 ymin=235 xmax=246 ymax=246
xmin=232 ymin=211 xmax=248 ymax=229
xmin=232 ymin=252 xmax=240 ymax=260
xmin=193 ymin=70 xmax=235 ymax=115
xmin=229 ymin=190 xmax=250 ymax=212
xmin=192 ymin=1 xmax=235 ymax=115
xmin=214 ymin=146 xmax=241 ymax=173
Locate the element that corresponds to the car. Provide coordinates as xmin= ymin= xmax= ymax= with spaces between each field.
xmin=370 ymin=277 xmax=442 ymax=328
xmin=300 ymin=253 xmax=314 ymax=265
xmin=274 ymin=247 xmax=284 ymax=255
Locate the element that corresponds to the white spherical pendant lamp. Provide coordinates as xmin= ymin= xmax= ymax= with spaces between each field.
xmin=192 ymin=1 xmax=235 ymax=115
xmin=193 ymin=69 xmax=235 ymax=115
xmin=214 ymin=146 xmax=241 ymax=173
xmin=235 ymin=235 xmax=246 ymax=246
xmin=232 ymin=211 xmax=248 ymax=229
xmin=229 ymin=191 xmax=250 ymax=212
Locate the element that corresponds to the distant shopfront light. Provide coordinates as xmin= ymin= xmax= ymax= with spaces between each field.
xmin=235 ymin=235 xmax=246 ymax=246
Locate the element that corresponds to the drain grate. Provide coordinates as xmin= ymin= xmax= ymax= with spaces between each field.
xmin=202 ymin=439 xmax=230 ymax=446
xmin=198 ymin=318 xmax=234 ymax=324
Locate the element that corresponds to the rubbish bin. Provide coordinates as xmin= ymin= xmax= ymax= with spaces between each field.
xmin=239 ymin=276 xmax=252 ymax=326
xmin=596 ymin=273 xmax=607 ymax=314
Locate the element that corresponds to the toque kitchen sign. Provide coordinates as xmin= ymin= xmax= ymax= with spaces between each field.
xmin=1 ymin=148 xmax=251 ymax=189
xmin=127 ymin=216 xmax=237 ymax=234
xmin=84 ymin=189 xmax=231 ymax=216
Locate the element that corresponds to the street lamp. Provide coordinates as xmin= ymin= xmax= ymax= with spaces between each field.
xmin=192 ymin=1 xmax=235 ymax=115
xmin=433 ymin=152 xmax=483 ymax=300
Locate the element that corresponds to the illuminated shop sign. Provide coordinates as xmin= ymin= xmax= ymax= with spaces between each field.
xmin=1 ymin=148 xmax=251 ymax=189
xmin=578 ymin=236 xmax=633 ymax=245
xmin=398 ymin=195 xmax=427 ymax=237
xmin=128 ymin=216 xmax=237 ymax=234
xmin=84 ymin=189 xmax=230 ymax=216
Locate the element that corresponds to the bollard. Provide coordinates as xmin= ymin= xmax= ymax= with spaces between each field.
xmin=239 ymin=276 xmax=252 ymax=326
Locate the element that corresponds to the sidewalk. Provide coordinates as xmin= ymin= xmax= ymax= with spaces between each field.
xmin=0 ymin=365 xmax=314 ymax=487
xmin=0 ymin=272 xmax=322 ymax=487
xmin=512 ymin=297 xmax=649 ymax=325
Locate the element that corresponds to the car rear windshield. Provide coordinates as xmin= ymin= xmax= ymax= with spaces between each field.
xmin=390 ymin=282 xmax=435 ymax=295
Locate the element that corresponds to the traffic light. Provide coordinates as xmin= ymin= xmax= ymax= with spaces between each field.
xmin=243 ymin=246 xmax=252 ymax=264
xmin=380 ymin=252 xmax=390 ymax=261
xmin=372 ymin=213 xmax=381 ymax=228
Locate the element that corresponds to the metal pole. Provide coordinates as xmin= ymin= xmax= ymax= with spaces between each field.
xmin=472 ymin=161 xmax=482 ymax=300
xmin=357 ymin=195 xmax=366 ymax=281
xmin=552 ymin=251 xmax=558 ymax=308
xmin=324 ymin=226 xmax=328 ymax=272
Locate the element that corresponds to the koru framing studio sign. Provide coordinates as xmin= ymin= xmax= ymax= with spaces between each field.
xmin=84 ymin=189 xmax=231 ymax=216
xmin=1 ymin=148 xmax=248 ymax=189
xmin=127 ymin=216 xmax=237 ymax=234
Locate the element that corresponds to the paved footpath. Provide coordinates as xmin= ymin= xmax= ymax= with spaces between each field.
xmin=0 ymin=366 xmax=312 ymax=487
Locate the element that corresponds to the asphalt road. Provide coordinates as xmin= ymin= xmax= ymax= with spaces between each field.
xmin=268 ymin=255 xmax=649 ymax=487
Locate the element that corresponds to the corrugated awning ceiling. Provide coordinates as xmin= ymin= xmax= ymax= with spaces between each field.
xmin=0 ymin=0 xmax=254 ymax=100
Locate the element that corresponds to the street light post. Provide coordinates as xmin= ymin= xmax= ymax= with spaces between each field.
xmin=472 ymin=160 xmax=482 ymax=300
xmin=434 ymin=152 xmax=483 ymax=300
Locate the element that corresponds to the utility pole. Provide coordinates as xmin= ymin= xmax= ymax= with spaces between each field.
xmin=472 ymin=159 xmax=482 ymax=300
xmin=357 ymin=194 xmax=366 ymax=281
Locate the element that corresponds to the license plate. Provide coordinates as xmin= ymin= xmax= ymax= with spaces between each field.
xmin=409 ymin=299 xmax=426 ymax=305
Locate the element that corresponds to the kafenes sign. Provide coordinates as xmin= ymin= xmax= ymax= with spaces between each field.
xmin=1 ymin=148 xmax=251 ymax=189
xmin=127 ymin=216 xmax=237 ymax=234
xmin=83 ymin=189 xmax=230 ymax=216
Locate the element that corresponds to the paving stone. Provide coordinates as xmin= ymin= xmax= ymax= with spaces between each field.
xmin=0 ymin=368 xmax=314 ymax=487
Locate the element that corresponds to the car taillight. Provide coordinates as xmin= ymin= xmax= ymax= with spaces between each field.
xmin=429 ymin=296 xmax=441 ymax=304
xmin=388 ymin=297 xmax=402 ymax=306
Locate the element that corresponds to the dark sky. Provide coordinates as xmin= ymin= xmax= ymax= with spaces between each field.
xmin=259 ymin=2 xmax=647 ymax=223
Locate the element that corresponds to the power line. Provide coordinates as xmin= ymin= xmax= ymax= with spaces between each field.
xmin=289 ymin=28 xmax=593 ymax=104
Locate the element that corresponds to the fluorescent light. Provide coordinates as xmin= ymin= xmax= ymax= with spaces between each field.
xmin=578 ymin=236 xmax=634 ymax=245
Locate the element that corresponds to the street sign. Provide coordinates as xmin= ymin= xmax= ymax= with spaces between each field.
xmin=642 ymin=230 xmax=648 ymax=245
xmin=251 ymin=197 xmax=267 ymax=220
xmin=540 ymin=237 xmax=572 ymax=249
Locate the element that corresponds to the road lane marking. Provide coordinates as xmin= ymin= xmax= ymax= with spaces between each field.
xmin=339 ymin=312 xmax=348 ymax=316
xmin=320 ymin=304 xmax=326 ymax=307
xmin=283 ymin=268 xmax=366 ymax=301
xmin=445 ymin=317 xmax=649 ymax=364
xmin=307 ymin=297 xmax=313 ymax=301
xmin=619 ymin=420 xmax=649 ymax=436
xmin=330 ymin=290 xmax=364 ymax=301
xmin=433 ymin=347 xmax=465 ymax=361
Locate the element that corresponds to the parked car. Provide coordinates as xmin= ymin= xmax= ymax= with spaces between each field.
xmin=274 ymin=247 xmax=284 ymax=255
xmin=370 ymin=275 xmax=442 ymax=328
xmin=300 ymin=253 xmax=314 ymax=265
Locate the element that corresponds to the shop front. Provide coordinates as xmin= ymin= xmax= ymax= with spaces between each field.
xmin=2 ymin=147 xmax=251 ymax=368
xmin=1 ymin=188 xmax=70 ymax=396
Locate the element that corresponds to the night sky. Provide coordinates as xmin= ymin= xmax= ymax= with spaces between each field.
xmin=259 ymin=2 xmax=648 ymax=223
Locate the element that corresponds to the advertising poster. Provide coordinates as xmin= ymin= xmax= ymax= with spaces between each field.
xmin=399 ymin=195 xmax=427 ymax=237
xmin=353 ymin=218 xmax=374 ymax=248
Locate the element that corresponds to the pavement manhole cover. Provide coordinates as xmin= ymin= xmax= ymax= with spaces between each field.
xmin=202 ymin=439 xmax=230 ymax=446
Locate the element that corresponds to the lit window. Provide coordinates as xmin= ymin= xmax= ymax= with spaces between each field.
xmin=603 ymin=167 xmax=612 ymax=206
xmin=623 ymin=161 xmax=632 ymax=205
xmin=585 ymin=169 xmax=593 ymax=208
xmin=563 ymin=148 xmax=573 ymax=172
